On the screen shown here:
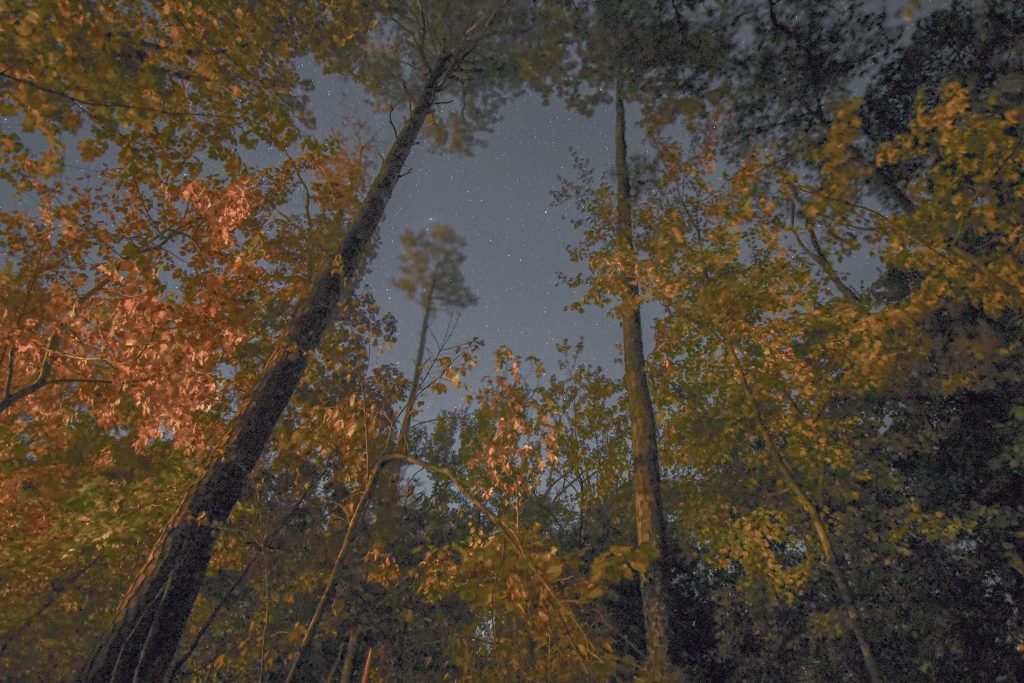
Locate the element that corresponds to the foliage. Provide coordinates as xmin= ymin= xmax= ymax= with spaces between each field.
xmin=0 ymin=0 xmax=374 ymax=178
xmin=393 ymin=224 xmax=478 ymax=311
xmin=3 ymin=2 xmax=1024 ymax=681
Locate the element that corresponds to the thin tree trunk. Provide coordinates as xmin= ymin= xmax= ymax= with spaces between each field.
xmin=358 ymin=647 xmax=374 ymax=683
xmin=381 ymin=277 xmax=434 ymax=503
xmin=329 ymin=628 xmax=360 ymax=683
xmin=766 ymin=434 xmax=882 ymax=683
xmin=75 ymin=54 xmax=453 ymax=683
xmin=398 ymin=279 xmax=434 ymax=450
xmin=613 ymin=89 xmax=676 ymax=680
xmin=285 ymin=284 xmax=434 ymax=683
xmin=284 ymin=461 xmax=385 ymax=683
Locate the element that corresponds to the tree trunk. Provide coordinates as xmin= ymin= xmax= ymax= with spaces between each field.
xmin=613 ymin=90 xmax=676 ymax=680
xmin=398 ymin=279 xmax=434 ymax=450
xmin=331 ymin=628 xmax=360 ymax=683
xmin=358 ymin=647 xmax=374 ymax=683
xmin=75 ymin=54 xmax=453 ymax=683
xmin=772 ymin=439 xmax=883 ymax=683
xmin=285 ymin=282 xmax=434 ymax=682
xmin=767 ymin=441 xmax=882 ymax=683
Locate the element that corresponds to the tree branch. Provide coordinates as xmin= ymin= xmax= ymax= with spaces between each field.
xmin=0 ymin=69 xmax=236 ymax=121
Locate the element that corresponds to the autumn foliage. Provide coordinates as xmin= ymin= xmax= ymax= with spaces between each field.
xmin=2 ymin=1 xmax=1024 ymax=681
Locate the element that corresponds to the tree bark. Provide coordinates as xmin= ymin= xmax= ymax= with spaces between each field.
xmin=613 ymin=90 xmax=677 ymax=680
xmin=74 ymin=54 xmax=453 ymax=683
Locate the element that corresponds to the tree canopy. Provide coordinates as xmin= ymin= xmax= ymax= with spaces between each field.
xmin=2 ymin=1 xmax=1023 ymax=681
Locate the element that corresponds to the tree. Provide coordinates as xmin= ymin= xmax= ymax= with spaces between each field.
xmin=75 ymin=1 xmax=547 ymax=677
xmin=862 ymin=0 xmax=1024 ymax=146
xmin=7 ymin=1 xmax=1024 ymax=679
xmin=0 ymin=1 xmax=371 ymax=179
xmin=0 ymin=137 xmax=386 ymax=679
xmin=74 ymin=60 xmax=452 ymax=682
xmin=2 ymin=8 xmax=373 ymax=672
xmin=637 ymin=77 xmax=1024 ymax=679
xmin=546 ymin=2 xmax=730 ymax=675
xmin=284 ymin=223 xmax=477 ymax=681
xmin=391 ymin=223 xmax=479 ymax=449
xmin=716 ymin=1 xmax=897 ymax=153
xmin=610 ymin=92 xmax=677 ymax=681
xmin=639 ymin=146 xmax=884 ymax=681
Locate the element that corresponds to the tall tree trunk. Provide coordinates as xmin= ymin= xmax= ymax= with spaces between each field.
xmin=75 ymin=54 xmax=453 ymax=683
xmin=613 ymin=90 xmax=676 ymax=680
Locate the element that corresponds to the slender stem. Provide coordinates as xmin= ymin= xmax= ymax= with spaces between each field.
xmin=328 ymin=628 xmax=360 ymax=683
xmin=397 ymin=278 xmax=435 ymax=452
xmin=284 ymin=461 xmax=387 ymax=683
xmin=0 ymin=68 xmax=237 ymax=120
xmin=358 ymin=647 xmax=373 ymax=683
xmin=257 ymin=488 xmax=270 ymax=682
xmin=2 ymin=345 xmax=15 ymax=400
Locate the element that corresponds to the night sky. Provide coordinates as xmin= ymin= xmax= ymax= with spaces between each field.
xmin=303 ymin=76 xmax=637 ymax=401
xmin=298 ymin=71 xmax=882 ymax=407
